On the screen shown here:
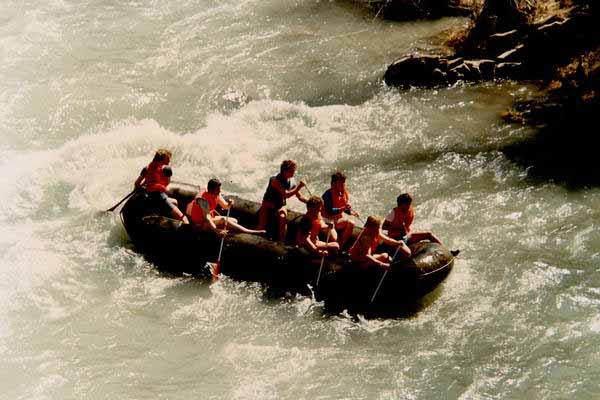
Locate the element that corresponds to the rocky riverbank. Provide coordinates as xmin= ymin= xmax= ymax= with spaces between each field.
xmin=382 ymin=0 xmax=600 ymax=186
xmin=357 ymin=0 xmax=472 ymax=20
xmin=384 ymin=2 xmax=597 ymax=87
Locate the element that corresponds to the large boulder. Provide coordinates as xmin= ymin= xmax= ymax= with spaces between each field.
xmin=384 ymin=55 xmax=451 ymax=87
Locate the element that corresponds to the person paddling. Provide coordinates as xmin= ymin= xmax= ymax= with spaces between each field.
xmin=349 ymin=216 xmax=410 ymax=270
xmin=382 ymin=193 xmax=442 ymax=246
xmin=134 ymin=148 xmax=188 ymax=223
xmin=296 ymin=196 xmax=340 ymax=256
xmin=321 ymin=171 xmax=359 ymax=249
xmin=186 ymin=178 xmax=266 ymax=236
xmin=257 ymin=160 xmax=308 ymax=241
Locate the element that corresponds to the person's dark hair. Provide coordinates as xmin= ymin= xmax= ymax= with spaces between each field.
xmin=207 ymin=178 xmax=221 ymax=192
xmin=331 ymin=171 xmax=346 ymax=185
xmin=306 ymin=196 xmax=323 ymax=211
xmin=396 ymin=193 xmax=412 ymax=206
xmin=162 ymin=166 xmax=173 ymax=177
xmin=153 ymin=148 xmax=172 ymax=163
xmin=280 ymin=160 xmax=297 ymax=173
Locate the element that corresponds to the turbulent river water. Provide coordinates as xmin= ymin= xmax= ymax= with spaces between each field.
xmin=1 ymin=0 xmax=600 ymax=399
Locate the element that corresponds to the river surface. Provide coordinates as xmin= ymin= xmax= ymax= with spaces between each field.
xmin=1 ymin=1 xmax=600 ymax=399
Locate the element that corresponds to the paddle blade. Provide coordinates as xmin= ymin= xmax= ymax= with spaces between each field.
xmin=212 ymin=261 xmax=220 ymax=280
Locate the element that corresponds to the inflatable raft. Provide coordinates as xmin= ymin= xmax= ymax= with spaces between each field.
xmin=120 ymin=183 xmax=456 ymax=313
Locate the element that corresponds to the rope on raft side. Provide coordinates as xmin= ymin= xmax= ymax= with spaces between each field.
xmin=418 ymin=254 xmax=459 ymax=278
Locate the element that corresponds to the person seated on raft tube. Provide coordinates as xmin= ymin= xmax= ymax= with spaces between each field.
xmin=134 ymin=148 xmax=189 ymax=224
xmin=186 ymin=178 xmax=266 ymax=236
xmin=349 ymin=215 xmax=411 ymax=270
xmin=321 ymin=171 xmax=359 ymax=249
xmin=296 ymin=196 xmax=340 ymax=257
xmin=257 ymin=159 xmax=308 ymax=241
xmin=382 ymin=193 xmax=442 ymax=246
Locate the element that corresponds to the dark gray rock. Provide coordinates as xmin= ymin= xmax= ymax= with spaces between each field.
xmin=488 ymin=29 xmax=521 ymax=54
xmin=384 ymin=55 xmax=450 ymax=87
xmin=497 ymin=44 xmax=525 ymax=61
xmin=465 ymin=59 xmax=496 ymax=80
xmin=446 ymin=58 xmax=464 ymax=70
xmin=494 ymin=62 xmax=524 ymax=79
xmin=449 ymin=63 xmax=471 ymax=80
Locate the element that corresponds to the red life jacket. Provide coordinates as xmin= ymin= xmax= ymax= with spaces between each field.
xmin=186 ymin=190 xmax=219 ymax=225
xmin=349 ymin=231 xmax=380 ymax=260
xmin=322 ymin=188 xmax=349 ymax=219
xmin=387 ymin=205 xmax=414 ymax=238
xmin=144 ymin=161 xmax=170 ymax=193
xmin=296 ymin=214 xmax=323 ymax=246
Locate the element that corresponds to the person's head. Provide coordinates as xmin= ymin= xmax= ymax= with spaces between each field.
xmin=207 ymin=178 xmax=222 ymax=195
xmin=396 ymin=193 xmax=412 ymax=211
xmin=364 ymin=215 xmax=382 ymax=233
xmin=162 ymin=166 xmax=173 ymax=185
xmin=153 ymin=148 xmax=172 ymax=164
xmin=330 ymin=171 xmax=346 ymax=191
xmin=280 ymin=160 xmax=297 ymax=179
xmin=306 ymin=196 xmax=323 ymax=215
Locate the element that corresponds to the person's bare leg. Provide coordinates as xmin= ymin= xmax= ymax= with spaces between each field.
xmin=316 ymin=240 xmax=339 ymax=253
xmin=336 ymin=218 xmax=355 ymax=249
xmin=408 ymin=231 xmax=442 ymax=245
xmin=257 ymin=205 xmax=269 ymax=230
xmin=374 ymin=253 xmax=390 ymax=264
xmin=214 ymin=216 xmax=238 ymax=225
xmin=276 ymin=208 xmax=287 ymax=242
xmin=216 ymin=219 xmax=265 ymax=235
xmin=327 ymin=241 xmax=340 ymax=252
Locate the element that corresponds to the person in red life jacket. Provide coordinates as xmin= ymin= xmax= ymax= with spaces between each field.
xmin=296 ymin=196 xmax=340 ymax=256
xmin=382 ymin=193 xmax=442 ymax=246
xmin=321 ymin=171 xmax=360 ymax=249
xmin=134 ymin=148 xmax=188 ymax=223
xmin=349 ymin=215 xmax=410 ymax=270
xmin=257 ymin=160 xmax=308 ymax=242
xmin=186 ymin=178 xmax=266 ymax=236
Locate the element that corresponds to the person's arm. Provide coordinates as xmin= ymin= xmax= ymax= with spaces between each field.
xmin=217 ymin=194 xmax=233 ymax=210
xmin=303 ymin=234 xmax=316 ymax=252
xmin=206 ymin=215 xmax=226 ymax=236
xmin=134 ymin=176 xmax=144 ymax=189
xmin=171 ymin=206 xmax=188 ymax=224
xmin=382 ymin=209 xmax=396 ymax=232
xmin=295 ymin=191 xmax=309 ymax=203
xmin=134 ymin=167 xmax=146 ymax=189
xmin=380 ymin=231 xmax=411 ymax=257
xmin=343 ymin=197 xmax=353 ymax=216
xmin=322 ymin=220 xmax=338 ymax=242
xmin=271 ymin=178 xmax=305 ymax=199
xmin=299 ymin=229 xmax=326 ymax=256
xmin=366 ymin=254 xmax=390 ymax=269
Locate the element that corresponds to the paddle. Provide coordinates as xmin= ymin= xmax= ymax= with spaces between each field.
xmin=370 ymin=243 xmax=403 ymax=304
xmin=355 ymin=214 xmax=365 ymax=226
xmin=315 ymin=225 xmax=333 ymax=287
xmin=106 ymin=188 xmax=138 ymax=212
xmin=303 ymin=184 xmax=313 ymax=197
xmin=212 ymin=203 xmax=232 ymax=280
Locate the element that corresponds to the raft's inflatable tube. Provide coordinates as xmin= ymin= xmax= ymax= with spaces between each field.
xmin=119 ymin=183 xmax=456 ymax=312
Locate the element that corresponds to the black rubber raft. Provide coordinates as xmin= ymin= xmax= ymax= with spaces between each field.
xmin=120 ymin=183 xmax=457 ymax=314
